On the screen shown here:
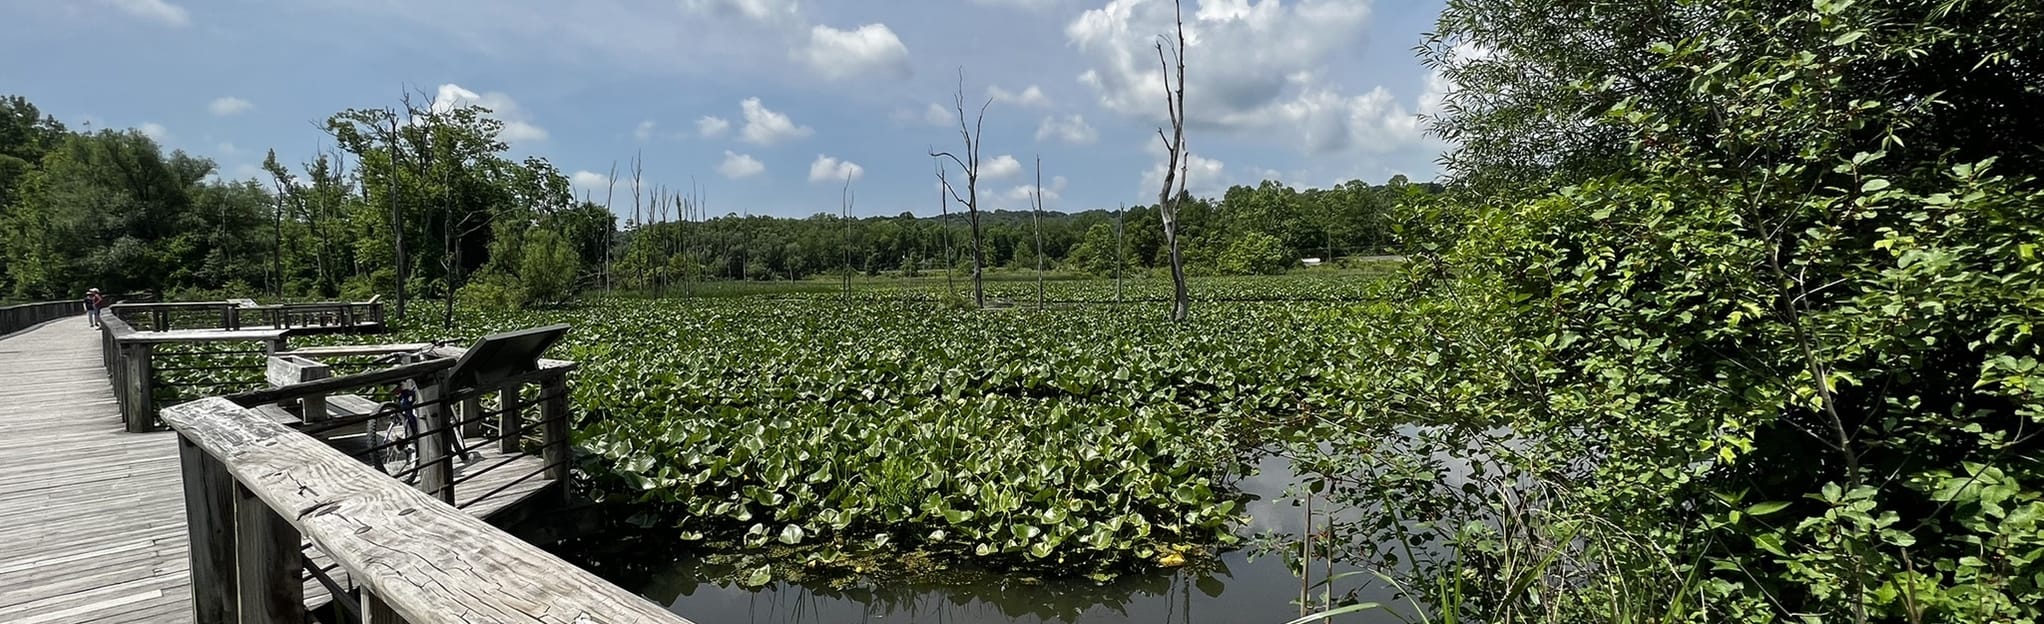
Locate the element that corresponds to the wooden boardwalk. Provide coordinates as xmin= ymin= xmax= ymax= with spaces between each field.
xmin=0 ymin=319 xmax=559 ymax=623
xmin=0 ymin=319 xmax=191 ymax=623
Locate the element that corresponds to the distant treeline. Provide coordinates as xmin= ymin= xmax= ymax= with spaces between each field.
xmin=0 ymin=93 xmax=1430 ymax=305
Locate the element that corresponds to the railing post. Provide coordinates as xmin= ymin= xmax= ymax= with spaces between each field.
xmin=540 ymin=374 xmax=571 ymax=497
xmin=121 ymin=341 xmax=154 ymax=432
xmin=460 ymin=395 xmax=484 ymax=441
xmin=415 ymin=375 xmax=455 ymax=505
xmin=361 ymin=588 xmax=408 ymax=624
xmin=234 ymin=482 xmax=304 ymax=623
xmin=497 ymin=384 xmax=523 ymax=455
xmin=179 ymin=436 xmax=239 ymax=624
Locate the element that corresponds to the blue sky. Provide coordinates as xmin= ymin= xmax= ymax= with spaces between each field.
xmin=0 ymin=0 xmax=1449 ymax=218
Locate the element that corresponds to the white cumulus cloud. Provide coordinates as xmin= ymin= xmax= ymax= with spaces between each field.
xmin=738 ymin=98 xmax=811 ymax=145
xmin=970 ymin=0 xmax=1061 ymax=10
xmin=569 ymin=170 xmax=611 ymax=196
xmin=429 ymin=83 xmax=548 ymax=143
xmin=103 ymin=0 xmax=188 ymax=27
xmin=989 ymin=84 xmax=1052 ymax=108
xmin=1140 ymin=141 xmax=1228 ymax=199
xmin=1068 ymin=0 xmax=1439 ymax=156
xmin=1035 ymin=114 xmax=1098 ymax=145
xmin=1001 ymin=175 xmax=1070 ymax=209
xmin=717 ymin=151 xmax=765 ymax=179
xmin=208 ymin=96 xmax=252 ymax=117
xmin=808 ymin=154 xmax=865 ymax=184
xmin=633 ymin=120 xmax=657 ymax=142
xmin=137 ymin=122 xmax=169 ymax=142
xmin=799 ymin=23 xmax=912 ymax=81
xmin=683 ymin=0 xmax=800 ymax=25
xmin=921 ymin=103 xmax=953 ymax=127
xmin=980 ymin=154 xmax=1024 ymax=180
xmin=697 ymin=115 xmax=731 ymax=138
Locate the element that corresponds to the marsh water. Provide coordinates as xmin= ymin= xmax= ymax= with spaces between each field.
xmin=554 ymin=454 xmax=1416 ymax=623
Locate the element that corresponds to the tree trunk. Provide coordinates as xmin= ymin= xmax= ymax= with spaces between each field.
xmin=387 ymin=121 xmax=406 ymax=324
xmin=1032 ymin=156 xmax=1046 ymax=310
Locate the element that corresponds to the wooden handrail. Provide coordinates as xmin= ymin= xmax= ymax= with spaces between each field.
xmin=163 ymin=397 xmax=693 ymax=624
xmin=1 ymin=299 xmax=83 ymax=335
xmin=223 ymin=358 xmax=457 ymax=408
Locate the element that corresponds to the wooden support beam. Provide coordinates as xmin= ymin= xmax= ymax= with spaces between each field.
xmin=461 ymin=396 xmax=484 ymax=440
xmin=540 ymin=376 xmax=571 ymax=501
xmin=498 ymin=385 xmax=523 ymax=455
xmin=235 ymin=483 xmax=304 ymax=623
xmin=179 ymin=437 xmax=239 ymax=624
xmin=121 ymin=342 xmax=154 ymax=432
xmin=362 ymin=589 xmax=407 ymax=624
xmin=415 ymin=377 xmax=454 ymax=505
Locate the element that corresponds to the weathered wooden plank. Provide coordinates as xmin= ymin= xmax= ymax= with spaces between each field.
xmin=162 ymin=397 xmax=692 ymax=624
xmin=264 ymin=355 xmax=332 ymax=389
xmin=540 ymin=377 xmax=571 ymax=488
xmin=363 ymin=589 xmax=407 ymax=624
xmin=498 ymin=385 xmax=523 ymax=455
xmin=222 ymin=358 xmax=453 ymax=408
xmin=115 ymin=329 xmax=289 ymax=345
xmin=278 ymin=343 xmax=433 ymax=358
xmin=120 ymin=342 xmax=153 ymax=432
xmin=179 ymin=437 xmax=237 ymax=624
xmin=234 ymin=482 xmax=303 ymax=623
xmin=416 ymin=377 xmax=454 ymax=505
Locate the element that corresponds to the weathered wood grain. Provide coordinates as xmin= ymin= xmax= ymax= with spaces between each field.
xmin=163 ymin=397 xmax=692 ymax=624
xmin=0 ymin=321 xmax=195 ymax=623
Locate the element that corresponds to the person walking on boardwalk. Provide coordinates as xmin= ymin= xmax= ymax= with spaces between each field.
xmin=83 ymin=288 xmax=103 ymax=328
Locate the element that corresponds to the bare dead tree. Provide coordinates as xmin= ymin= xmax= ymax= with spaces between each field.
xmin=842 ymin=173 xmax=855 ymax=306
xmin=1032 ymin=155 xmax=1047 ymax=310
xmin=1154 ymin=0 xmax=1192 ymax=322
xmin=936 ymin=162 xmax=955 ymax=298
xmin=603 ymin=160 xmax=617 ymax=292
xmin=630 ymin=152 xmax=644 ymax=293
xmin=1115 ymin=202 xmax=1126 ymax=305
xmin=929 ymin=68 xmax=995 ymax=308
xmin=384 ymin=107 xmax=408 ymax=321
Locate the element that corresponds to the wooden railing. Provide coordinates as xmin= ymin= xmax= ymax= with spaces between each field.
xmin=1 ymin=299 xmax=83 ymax=335
xmin=110 ymin=299 xmax=385 ymax=332
xmin=97 ymin=298 xmax=387 ymax=432
xmin=162 ymin=331 xmax=687 ymax=623
xmin=166 ymin=396 xmax=688 ymax=624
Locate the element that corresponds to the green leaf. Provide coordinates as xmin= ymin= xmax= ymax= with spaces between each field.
xmin=741 ymin=564 xmax=773 ymax=588
xmin=1746 ymin=501 xmax=1792 ymax=517
xmin=778 ymin=524 xmax=805 ymax=545
xmin=1283 ymin=603 xmax=1384 ymax=624
xmin=1831 ymin=30 xmax=1865 ymax=46
xmin=1752 ymin=533 xmax=1788 ymax=558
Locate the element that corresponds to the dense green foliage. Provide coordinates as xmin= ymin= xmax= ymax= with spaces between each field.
xmin=1283 ymin=0 xmax=2044 ymax=622
xmin=248 ymin=276 xmax=1391 ymax=583
xmin=0 ymin=91 xmax=1425 ymax=307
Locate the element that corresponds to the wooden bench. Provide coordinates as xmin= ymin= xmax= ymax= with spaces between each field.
xmin=256 ymin=354 xmax=381 ymax=426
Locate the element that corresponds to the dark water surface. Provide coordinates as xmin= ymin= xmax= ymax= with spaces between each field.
xmin=556 ymin=454 xmax=1411 ymax=624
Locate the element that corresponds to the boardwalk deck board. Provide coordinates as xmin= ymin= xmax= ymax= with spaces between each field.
xmin=0 ymin=320 xmax=561 ymax=623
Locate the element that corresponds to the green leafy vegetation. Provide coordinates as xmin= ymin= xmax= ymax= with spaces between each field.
xmin=1277 ymin=0 xmax=2044 ymax=622
xmin=290 ymin=276 xmax=1398 ymax=582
